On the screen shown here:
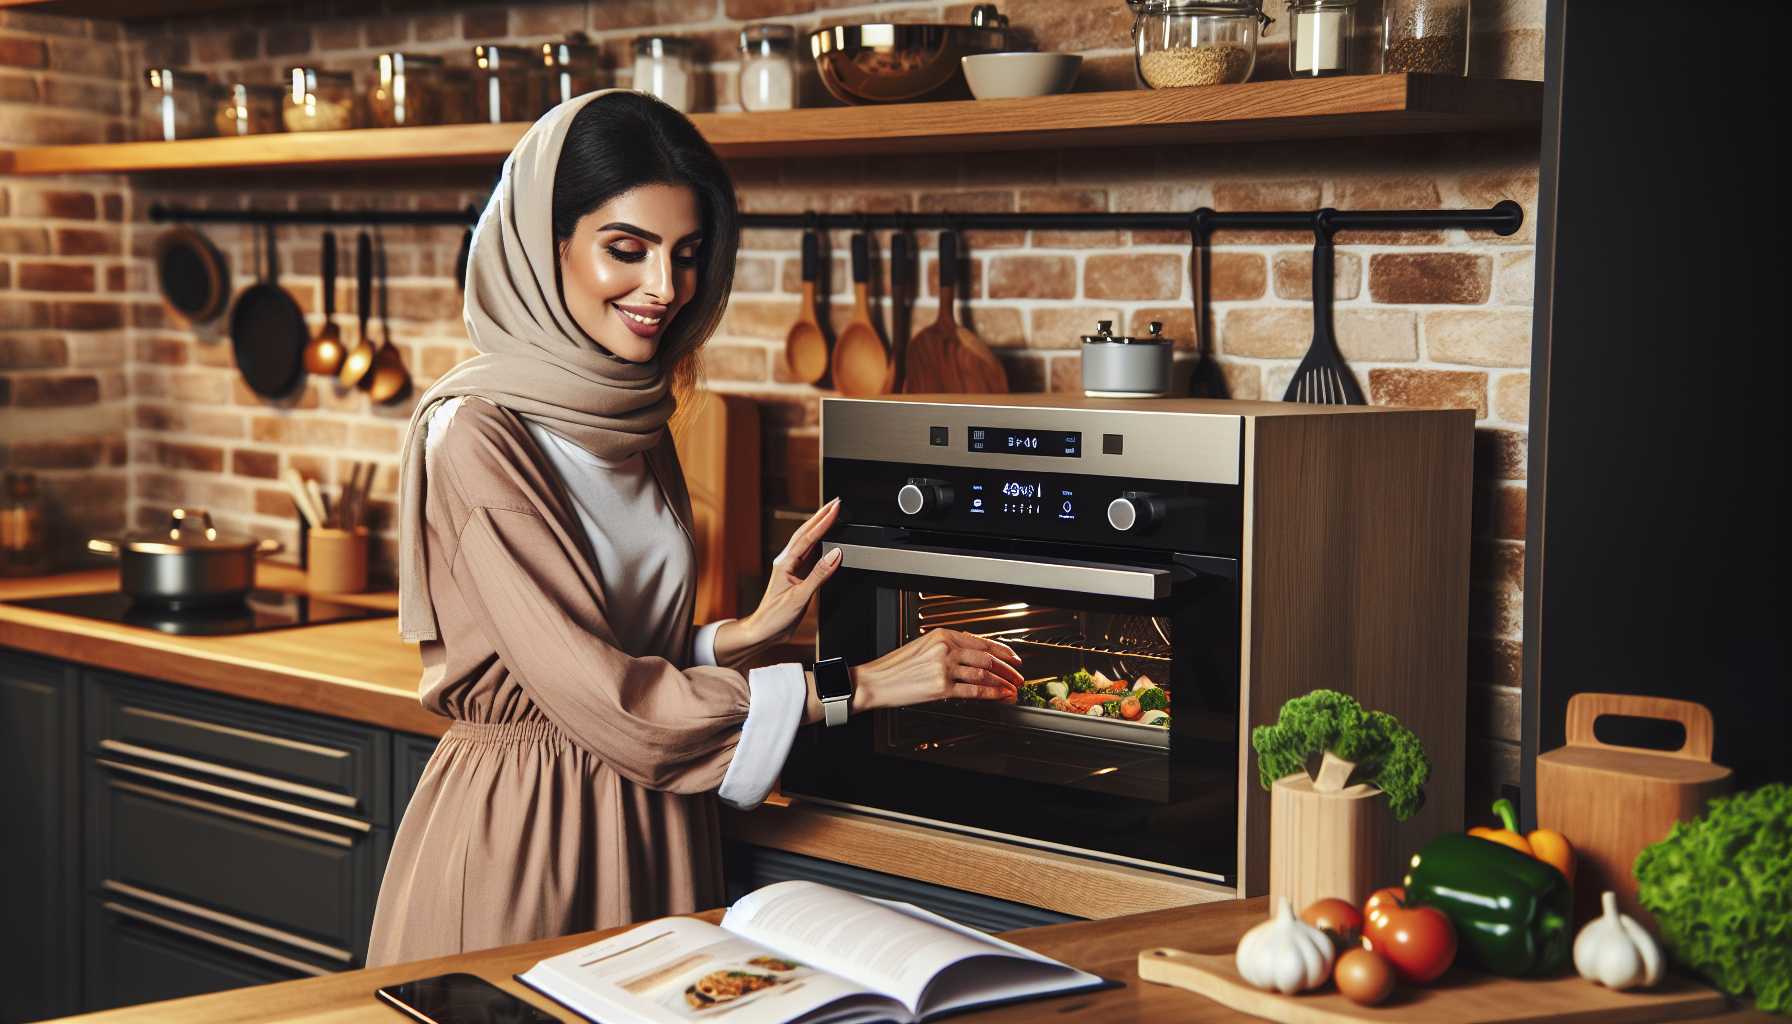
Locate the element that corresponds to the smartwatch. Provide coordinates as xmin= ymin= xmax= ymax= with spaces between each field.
xmin=813 ymin=656 xmax=854 ymax=727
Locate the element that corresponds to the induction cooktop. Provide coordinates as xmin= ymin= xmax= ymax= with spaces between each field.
xmin=6 ymin=588 xmax=393 ymax=637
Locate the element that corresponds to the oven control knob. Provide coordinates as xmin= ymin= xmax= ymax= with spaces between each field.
xmin=1107 ymin=492 xmax=1162 ymax=533
xmin=897 ymin=478 xmax=952 ymax=516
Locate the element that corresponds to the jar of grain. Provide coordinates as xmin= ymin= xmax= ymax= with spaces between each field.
xmin=471 ymin=44 xmax=539 ymax=123
xmin=1382 ymin=0 xmax=1468 ymax=75
xmin=738 ymin=23 xmax=798 ymax=111
xmin=212 ymin=82 xmax=283 ymax=136
xmin=632 ymin=36 xmax=696 ymax=113
xmin=1286 ymin=0 xmax=1358 ymax=76
xmin=142 ymin=68 xmax=213 ymax=141
xmin=283 ymin=67 xmax=358 ymax=132
xmin=368 ymin=52 xmax=446 ymax=128
xmin=539 ymin=37 xmax=602 ymax=114
xmin=1129 ymin=0 xmax=1273 ymax=89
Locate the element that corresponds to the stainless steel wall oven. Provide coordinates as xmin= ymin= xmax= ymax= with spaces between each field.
xmin=783 ymin=395 xmax=1473 ymax=900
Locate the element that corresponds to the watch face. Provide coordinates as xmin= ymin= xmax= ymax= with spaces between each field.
xmin=815 ymin=658 xmax=852 ymax=701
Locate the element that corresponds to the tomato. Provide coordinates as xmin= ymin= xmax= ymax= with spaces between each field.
xmin=1119 ymin=696 xmax=1142 ymax=720
xmin=1361 ymin=886 xmax=1456 ymax=985
xmin=1333 ymin=948 xmax=1395 ymax=1006
xmin=1299 ymin=897 xmax=1364 ymax=948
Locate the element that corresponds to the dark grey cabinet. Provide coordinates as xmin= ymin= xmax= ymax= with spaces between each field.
xmin=393 ymin=731 xmax=438 ymax=821
xmin=83 ymin=897 xmax=305 ymax=1011
xmin=0 ymin=651 xmax=82 ymax=1023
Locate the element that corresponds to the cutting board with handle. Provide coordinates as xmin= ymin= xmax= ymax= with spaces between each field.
xmin=1138 ymin=947 xmax=1726 ymax=1024
xmin=670 ymin=390 xmax=760 ymax=624
xmin=1535 ymin=693 xmax=1732 ymax=928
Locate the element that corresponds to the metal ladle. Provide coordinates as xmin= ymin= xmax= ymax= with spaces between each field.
xmin=302 ymin=231 xmax=346 ymax=374
xmin=337 ymin=229 xmax=377 ymax=388
xmin=364 ymin=231 xmax=411 ymax=404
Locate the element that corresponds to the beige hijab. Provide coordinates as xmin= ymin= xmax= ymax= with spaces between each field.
xmin=397 ymin=89 xmax=675 ymax=643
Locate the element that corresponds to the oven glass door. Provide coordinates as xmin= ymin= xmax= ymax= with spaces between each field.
xmin=782 ymin=531 xmax=1239 ymax=882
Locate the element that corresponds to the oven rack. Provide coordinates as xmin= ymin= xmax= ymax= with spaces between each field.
xmin=1002 ymin=628 xmax=1172 ymax=663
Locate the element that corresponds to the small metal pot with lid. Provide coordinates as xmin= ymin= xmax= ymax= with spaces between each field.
xmin=88 ymin=507 xmax=282 ymax=608
xmin=1128 ymin=0 xmax=1273 ymax=88
xmin=1081 ymin=320 xmax=1174 ymax=397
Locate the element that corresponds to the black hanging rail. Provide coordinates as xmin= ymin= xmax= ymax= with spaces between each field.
xmin=148 ymin=200 xmax=1523 ymax=237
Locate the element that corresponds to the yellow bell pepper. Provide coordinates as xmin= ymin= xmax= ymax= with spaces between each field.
xmin=1468 ymin=798 xmax=1576 ymax=884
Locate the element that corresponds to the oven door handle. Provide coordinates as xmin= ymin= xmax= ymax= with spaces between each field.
xmin=822 ymin=541 xmax=1171 ymax=600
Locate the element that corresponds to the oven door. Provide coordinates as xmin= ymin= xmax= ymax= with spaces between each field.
xmin=782 ymin=526 xmax=1239 ymax=883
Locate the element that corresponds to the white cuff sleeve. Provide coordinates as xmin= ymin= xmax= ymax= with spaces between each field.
xmin=716 ymin=662 xmax=806 ymax=811
xmin=692 ymin=619 xmax=732 ymax=667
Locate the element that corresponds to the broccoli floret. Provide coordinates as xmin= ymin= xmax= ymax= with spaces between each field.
xmin=1135 ymin=688 xmax=1169 ymax=713
xmin=1017 ymin=685 xmax=1047 ymax=708
xmin=1064 ymin=670 xmax=1097 ymax=693
xmin=1249 ymin=689 xmax=1430 ymax=821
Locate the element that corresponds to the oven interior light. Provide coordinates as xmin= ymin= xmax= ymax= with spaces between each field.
xmin=1090 ymin=767 xmax=1119 ymax=776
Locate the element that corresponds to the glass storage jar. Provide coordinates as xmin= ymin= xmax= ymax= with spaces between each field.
xmin=471 ymin=44 xmax=538 ymax=123
xmin=368 ymin=52 xmax=446 ymax=127
xmin=539 ymin=38 xmax=601 ymax=113
xmin=142 ymin=68 xmax=213 ymax=141
xmin=212 ymin=82 xmax=283 ymax=136
xmin=1129 ymin=0 xmax=1272 ymax=88
xmin=1382 ymin=0 xmax=1468 ymax=74
xmin=1287 ymin=0 xmax=1357 ymax=76
xmin=632 ymin=36 xmax=695 ymax=113
xmin=738 ymin=23 xmax=797 ymax=111
xmin=283 ymin=67 xmax=357 ymax=132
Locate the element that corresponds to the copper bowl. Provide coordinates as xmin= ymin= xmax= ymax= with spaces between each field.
xmin=809 ymin=4 xmax=1014 ymax=105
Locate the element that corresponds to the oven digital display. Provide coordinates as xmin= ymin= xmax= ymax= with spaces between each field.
xmin=968 ymin=480 xmax=1078 ymax=520
xmin=967 ymin=426 xmax=1081 ymax=458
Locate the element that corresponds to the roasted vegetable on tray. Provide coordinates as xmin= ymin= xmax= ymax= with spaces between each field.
xmin=1016 ymin=670 xmax=1171 ymax=728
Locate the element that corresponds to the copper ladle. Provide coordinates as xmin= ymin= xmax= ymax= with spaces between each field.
xmin=303 ymin=231 xmax=346 ymax=374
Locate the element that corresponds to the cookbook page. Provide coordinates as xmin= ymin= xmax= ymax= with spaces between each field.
xmin=721 ymin=881 xmax=1090 ymax=1016
xmin=518 ymin=915 xmax=899 ymax=1024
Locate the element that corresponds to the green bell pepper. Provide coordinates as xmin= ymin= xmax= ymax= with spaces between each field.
xmin=1403 ymin=832 xmax=1572 ymax=977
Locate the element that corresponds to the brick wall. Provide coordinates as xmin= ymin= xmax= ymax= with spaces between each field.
xmin=3 ymin=0 xmax=1539 ymax=807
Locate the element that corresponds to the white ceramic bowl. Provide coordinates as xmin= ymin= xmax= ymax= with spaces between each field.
xmin=960 ymin=52 xmax=1082 ymax=100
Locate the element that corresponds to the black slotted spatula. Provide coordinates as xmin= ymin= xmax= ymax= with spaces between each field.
xmin=1282 ymin=215 xmax=1365 ymax=405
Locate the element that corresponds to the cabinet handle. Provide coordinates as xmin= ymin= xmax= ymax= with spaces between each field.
xmin=122 ymin=705 xmax=351 ymax=759
xmin=824 ymin=541 xmax=1171 ymax=600
xmin=99 ymin=759 xmax=371 ymax=836
xmin=101 ymin=901 xmax=332 ymax=977
xmin=98 ymin=738 xmax=360 ymax=809
xmin=102 ymin=880 xmax=354 ymax=964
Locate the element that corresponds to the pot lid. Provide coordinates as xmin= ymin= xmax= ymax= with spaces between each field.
xmin=1127 ymin=0 xmax=1273 ymax=24
xmin=109 ymin=508 xmax=262 ymax=553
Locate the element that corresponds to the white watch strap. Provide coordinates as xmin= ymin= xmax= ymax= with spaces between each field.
xmin=822 ymin=695 xmax=850 ymax=727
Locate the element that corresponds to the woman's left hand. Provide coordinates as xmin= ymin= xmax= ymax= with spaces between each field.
xmin=714 ymin=497 xmax=843 ymax=663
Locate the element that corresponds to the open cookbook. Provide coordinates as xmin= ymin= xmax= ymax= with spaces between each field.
xmin=515 ymin=881 xmax=1110 ymax=1023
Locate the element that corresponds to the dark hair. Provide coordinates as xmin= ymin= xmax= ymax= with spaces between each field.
xmin=552 ymin=91 xmax=739 ymax=406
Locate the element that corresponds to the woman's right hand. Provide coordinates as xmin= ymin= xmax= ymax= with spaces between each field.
xmin=851 ymin=629 xmax=1025 ymax=712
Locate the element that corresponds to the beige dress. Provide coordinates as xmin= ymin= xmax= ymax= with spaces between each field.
xmin=366 ymin=398 xmax=801 ymax=966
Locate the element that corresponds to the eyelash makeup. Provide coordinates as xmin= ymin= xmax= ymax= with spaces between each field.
xmin=605 ymin=245 xmax=701 ymax=268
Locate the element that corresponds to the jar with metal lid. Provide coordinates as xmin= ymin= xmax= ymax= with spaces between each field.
xmin=283 ymin=67 xmax=357 ymax=132
xmin=1128 ymin=0 xmax=1272 ymax=88
xmin=1382 ymin=0 xmax=1469 ymax=74
xmin=212 ymin=82 xmax=282 ymax=136
xmin=471 ymin=44 xmax=539 ymax=123
xmin=1081 ymin=320 xmax=1174 ymax=398
xmin=1287 ymin=0 xmax=1358 ymax=76
xmin=141 ymin=68 xmax=213 ymax=141
xmin=633 ymin=36 xmax=695 ymax=113
xmin=368 ymin=52 xmax=446 ymax=127
xmin=738 ymin=23 xmax=797 ymax=111
xmin=539 ymin=38 xmax=601 ymax=113
xmin=0 ymin=472 xmax=50 ymax=577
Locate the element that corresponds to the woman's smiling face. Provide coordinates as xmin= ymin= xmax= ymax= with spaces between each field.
xmin=558 ymin=182 xmax=703 ymax=362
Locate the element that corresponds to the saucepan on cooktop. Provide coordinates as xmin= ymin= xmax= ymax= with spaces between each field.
xmin=88 ymin=507 xmax=282 ymax=609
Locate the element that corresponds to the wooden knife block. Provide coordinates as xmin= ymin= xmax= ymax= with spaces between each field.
xmin=1535 ymin=693 xmax=1731 ymax=927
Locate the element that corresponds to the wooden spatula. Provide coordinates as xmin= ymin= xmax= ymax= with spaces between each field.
xmin=783 ymin=227 xmax=828 ymax=384
xmin=903 ymin=230 xmax=965 ymax=393
xmin=832 ymin=231 xmax=888 ymax=397
xmin=881 ymin=231 xmax=913 ymax=393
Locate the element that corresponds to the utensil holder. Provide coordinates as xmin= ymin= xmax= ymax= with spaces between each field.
xmin=306 ymin=526 xmax=367 ymax=594
xmin=1268 ymin=752 xmax=1387 ymax=910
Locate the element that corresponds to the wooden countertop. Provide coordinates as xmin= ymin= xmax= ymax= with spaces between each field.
xmin=0 ymin=566 xmax=1229 ymax=919
xmin=47 ymin=896 xmax=1767 ymax=1024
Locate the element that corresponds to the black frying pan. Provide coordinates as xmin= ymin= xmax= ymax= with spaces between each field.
xmin=154 ymin=227 xmax=228 ymax=324
xmin=230 ymin=224 xmax=309 ymax=399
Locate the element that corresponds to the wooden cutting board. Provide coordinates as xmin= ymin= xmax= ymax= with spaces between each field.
xmin=1138 ymin=947 xmax=1727 ymax=1024
xmin=670 ymin=390 xmax=760 ymax=623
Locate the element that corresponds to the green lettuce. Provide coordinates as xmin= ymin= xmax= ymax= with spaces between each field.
xmin=1634 ymin=782 xmax=1792 ymax=1013
xmin=1249 ymin=689 xmax=1429 ymax=821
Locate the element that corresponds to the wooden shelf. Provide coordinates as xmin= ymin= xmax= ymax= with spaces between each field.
xmin=1 ymin=76 xmax=1539 ymax=177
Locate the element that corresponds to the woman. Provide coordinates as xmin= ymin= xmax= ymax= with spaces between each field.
xmin=367 ymin=90 xmax=1025 ymax=966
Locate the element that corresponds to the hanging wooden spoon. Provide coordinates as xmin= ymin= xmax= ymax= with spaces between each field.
xmin=783 ymin=227 xmax=828 ymax=384
xmin=832 ymin=231 xmax=888 ymax=397
xmin=303 ymin=231 xmax=346 ymax=375
xmin=902 ymin=230 xmax=964 ymax=394
xmin=881 ymin=231 xmax=912 ymax=393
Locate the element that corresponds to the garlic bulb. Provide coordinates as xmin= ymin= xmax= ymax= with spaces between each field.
xmin=1236 ymin=896 xmax=1337 ymax=994
xmin=1574 ymin=891 xmax=1663 ymax=990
